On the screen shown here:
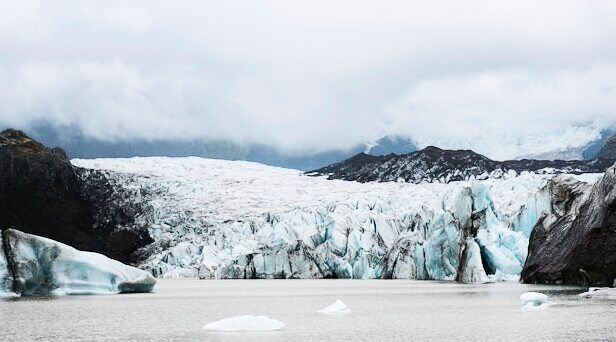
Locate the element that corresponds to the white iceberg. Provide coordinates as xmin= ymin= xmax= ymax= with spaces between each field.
xmin=520 ymin=292 xmax=549 ymax=309
xmin=579 ymin=287 xmax=616 ymax=300
xmin=318 ymin=300 xmax=351 ymax=315
xmin=2 ymin=229 xmax=156 ymax=296
xmin=202 ymin=315 xmax=285 ymax=332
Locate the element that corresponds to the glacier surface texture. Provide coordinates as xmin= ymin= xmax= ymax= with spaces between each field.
xmin=72 ymin=157 xmax=601 ymax=282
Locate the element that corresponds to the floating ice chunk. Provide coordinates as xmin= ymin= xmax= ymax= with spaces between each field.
xmin=520 ymin=292 xmax=548 ymax=307
xmin=318 ymin=300 xmax=351 ymax=315
xmin=202 ymin=315 xmax=285 ymax=332
xmin=522 ymin=302 xmax=550 ymax=311
xmin=3 ymin=229 xmax=156 ymax=296
xmin=579 ymin=287 xmax=616 ymax=300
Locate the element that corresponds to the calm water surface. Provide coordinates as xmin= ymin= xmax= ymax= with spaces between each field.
xmin=2 ymin=279 xmax=615 ymax=342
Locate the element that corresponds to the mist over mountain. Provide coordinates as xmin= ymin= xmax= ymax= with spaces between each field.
xmin=19 ymin=124 xmax=417 ymax=171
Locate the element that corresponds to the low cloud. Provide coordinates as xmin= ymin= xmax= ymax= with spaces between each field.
xmin=0 ymin=1 xmax=615 ymax=157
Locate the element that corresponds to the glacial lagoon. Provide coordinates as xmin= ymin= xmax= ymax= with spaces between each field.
xmin=2 ymin=279 xmax=615 ymax=342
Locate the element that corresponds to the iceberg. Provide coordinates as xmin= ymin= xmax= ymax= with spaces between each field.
xmin=318 ymin=300 xmax=351 ymax=315
xmin=520 ymin=292 xmax=548 ymax=308
xmin=1 ymin=229 xmax=156 ymax=296
xmin=202 ymin=315 xmax=285 ymax=332
xmin=579 ymin=288 xmax=616 ymax=300
xmin=0 ymin=231 xmax=15 ymax=297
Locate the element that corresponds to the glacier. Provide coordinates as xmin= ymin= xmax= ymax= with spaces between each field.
xmin=0 ymin=229 xmax=156 ymax=296
xmin=72 ymin=157 xmax=601 ymax=282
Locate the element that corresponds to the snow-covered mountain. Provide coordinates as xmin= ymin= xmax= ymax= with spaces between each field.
xmin=309 ymin=146 xmax=614 ymax=183
xmin=72 ymin=157 xmax=600 ymax=281
xmin=363 ymin=135 xmax=417 ymax=156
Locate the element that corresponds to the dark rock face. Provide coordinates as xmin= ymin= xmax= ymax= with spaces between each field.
xmin=521 ymin=164 xmax=616 ymax=286
xmin=0 ymin=129 xmax=152 ymax=264
xmin=308 ymin=146 xmax=615 ymax=183
xmin=597 ymin=134 xmax=616 ymax=159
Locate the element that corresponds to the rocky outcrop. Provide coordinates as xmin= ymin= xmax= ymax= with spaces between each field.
xmin=521 ymin=164 xmax=616 ymax=285
xmin=0 ymin=129 xmax=152 ymax=264
xmin=309 ymin=146 xmax=615 ymax=183
xmin=0 ymin=229 xmax=155 ymax=296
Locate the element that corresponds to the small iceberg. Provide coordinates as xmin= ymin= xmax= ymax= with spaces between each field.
xmin=318 ymin=300 xmax=351 ymax=315
xmin=520 ymin=292 xmax=549 ymax=311
xmin=579 ymin=287 xmax=616 ymax=300
xmin=202 ymin=315 xmax=285 ymax=332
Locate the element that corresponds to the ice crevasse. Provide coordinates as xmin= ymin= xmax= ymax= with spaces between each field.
xmin=190 ymin=183 xmax=543 ymax=282
xmin=71 ymin=157 xmax=579 ymax=282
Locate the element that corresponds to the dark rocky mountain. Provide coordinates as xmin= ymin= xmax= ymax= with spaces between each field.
xmin=0 ymin=129 xmax=152 ymax=264
xmin=596 ymin=133 xmax=616 ymax=159
xmin=308 ymin=146 xmax=616 ymax=183
xmin=582 ymin=129 xmax=615 ymax=159
xmin=16 ymin=123 xmax=416 ymax=171
xmin=521 ymin=164 xmax=616 ymax=286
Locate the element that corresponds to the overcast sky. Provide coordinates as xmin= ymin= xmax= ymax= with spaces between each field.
xmin=1 ymin=1 xmax=615 ymax=158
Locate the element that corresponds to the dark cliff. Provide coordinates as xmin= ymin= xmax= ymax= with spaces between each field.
xmin=521 ymin=164 xmax=616 ymax=286
xmin=0 ymin=129 xmax=152 ymax=264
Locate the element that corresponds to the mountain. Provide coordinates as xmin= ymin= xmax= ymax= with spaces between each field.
xmin=596 ymin=133 xmax=616 ymax=159
xmin=0 ymin=129 xmax=152 ymax=263
xmin=309 ymin=146 xmax=615 ymax=183
xmin=364 ymin=135 xmax=417 ymax=156
xmin=3 ymin=128 xmax=613 ymax=285
xmin=582 ymin=130 xmax=616 ymax=159
xmin=511 ymin=129 xmax=615 ymax=161
xmin=18 ymin=124 xmax=416 ymax=171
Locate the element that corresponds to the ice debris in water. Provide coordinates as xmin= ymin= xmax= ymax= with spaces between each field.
xmin=318 ymin=300 xmax=351 ymax=315
xmin=202 ymin=315 xmax=285 ymax=332
xmin=520 ymin=292 xmax=549 ymax=311
xmin=579 ymin=288 xmax=616 ymax=300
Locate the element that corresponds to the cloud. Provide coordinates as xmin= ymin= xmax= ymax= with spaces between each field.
xmin=0 ymin=1 xmax=615 ymax=157
xmin=383 ymin=65 xmax=616 ymax=159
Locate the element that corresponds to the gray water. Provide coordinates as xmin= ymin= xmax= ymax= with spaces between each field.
xmin=1 ymin=279 xmax=615 ymax=342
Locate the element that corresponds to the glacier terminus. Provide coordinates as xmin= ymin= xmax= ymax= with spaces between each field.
xmin=72 ymin=157 xmax=601 ymax=282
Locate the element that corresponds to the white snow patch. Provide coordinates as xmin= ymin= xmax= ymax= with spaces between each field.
xmin=202 ymin=315 xmax=285 ymax=332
